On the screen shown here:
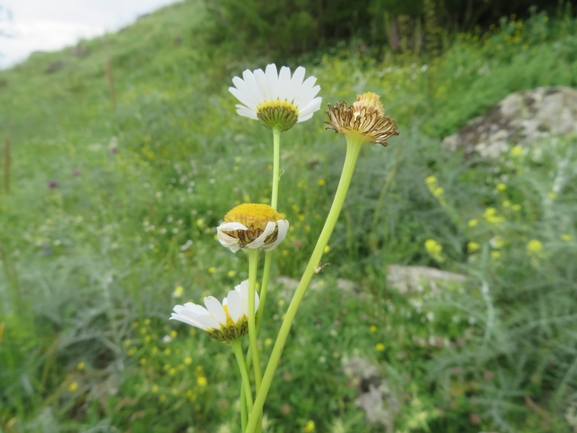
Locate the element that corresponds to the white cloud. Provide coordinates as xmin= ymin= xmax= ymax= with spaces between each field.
xmin=0 ymin=0 xmax=180 ymax=68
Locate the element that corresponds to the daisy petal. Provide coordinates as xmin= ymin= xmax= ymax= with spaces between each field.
xmin=169 ymin=313 xmax=205 ymax=330
xmin=194 ymin=314 xmax=221 ymax=330
xmin=235 ymin=280 xmax=250 ymax=316
xmin=265 ymin=64 xmax=279 ymax=101
xmin=217 ymin=231 xmax=240 ymax=252
xmin=231 ymin=76 xmax=260 ymax=108
xmin=204 ymin=296 xmax=227 ymax=326
xmin=263 ymin=219 xmax=289 ymax=251
xmin=277 ymin=66 xmax=292 ymax=101
xmin=236 ymin=106 xmax=258 ymax=120
xmin=218 ymin=222 xmax=249 ymax=231
xmin=253 ymin=68 xmax=269 ymax=101
xmin=247 ymin=221 xmax=276 ymax=249
xmin=226 ymin=290 xmax=242 ymax=323
xmin=298 ymin=97 xmax=323 ymax=121
xmin=294 ymin=76 xmax=317 ymax=107
xmin=242 ymin=69 xmax=265 ymax=102
xmin=288 ymin=66 xmax=306 ymax=101
xmin=229 ymin=85 xmax=257 ymax=111
xmin=296 ymin=85 xmax=321 ymax=112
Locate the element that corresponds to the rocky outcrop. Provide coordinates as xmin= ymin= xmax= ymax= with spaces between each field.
xmin=386 ymin=264 xmax=466 ymax=296
xmin=443 ymin=86 xmax=577 ymax=158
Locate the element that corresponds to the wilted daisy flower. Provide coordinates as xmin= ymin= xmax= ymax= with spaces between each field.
xmin=326 ymin=92 xmax=399 ymax=146
xmin=217 ymin=203 xmax=289 ymax=253
xmin=229 ymin=64 xmax=322 ymax=131
xmin=170 ymin=280 xmax=258 ymax=342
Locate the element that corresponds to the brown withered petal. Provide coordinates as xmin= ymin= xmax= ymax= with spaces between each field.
xmin=325 ymin=98 xmax=399 ymax=146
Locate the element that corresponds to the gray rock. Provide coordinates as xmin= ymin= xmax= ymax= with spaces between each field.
xmin=387 ymin=264 xmax=466 ymax=296
xmin=443 ymin=86 xmax=577 ymax=158
xmin=342 ymin=355 xmax=398 ymax=431
xmin=275 ymin=276 xmax=361 ymax=301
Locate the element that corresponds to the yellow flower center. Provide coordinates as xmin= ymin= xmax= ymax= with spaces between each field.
xmin=222 ymin=304 xmax=235 ymax=327
xmin=256 ymin=100 xmax=299 ymax=131
xmin=257 ymin=99 xmax=299 ymax=113
xmin=224 ymin=203 xmax=283 ymax=230
xmin=351 ymin=92 xmax=384 ymax=117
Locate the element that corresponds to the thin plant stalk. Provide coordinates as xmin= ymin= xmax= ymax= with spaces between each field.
xmin=245 ymin=139 xmax=364 ymax=433
xmin=232 ymin=340 xmax=253 ymax=432
xmin=239 ymin=123 xmax=281 ymax=427
xmin=247 ymin=250 xmax=262 ymax=390
xmin=256 ymin=253 xmax=272 ymax=331
xmin=271 ymin=126 xmax=281 ymax=209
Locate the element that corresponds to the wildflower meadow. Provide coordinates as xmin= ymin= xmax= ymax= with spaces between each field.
xmin=1 ymin=1 xmax=577 ymax=432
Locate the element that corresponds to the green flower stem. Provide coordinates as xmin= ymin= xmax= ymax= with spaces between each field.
xmin=245 ymin=139 xmax=364 ymax=433
xmin=231 ymin=340 xmax=252 ymax=432
xmin=241 ymin=251 xmax=271 ymax=429
xmin=256 ymin=252 xmax=272 ymax=332
xmin=240 ymin=386 xmax=247 ymax=432
xmin=271 ymin=126 xmax=281 ymax=210
xmin=247 ymin=249 xmax=262 ymax=391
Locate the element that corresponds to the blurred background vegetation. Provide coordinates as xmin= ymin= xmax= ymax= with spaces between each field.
xmin=1 ymin=0 xmax=577 ymax=432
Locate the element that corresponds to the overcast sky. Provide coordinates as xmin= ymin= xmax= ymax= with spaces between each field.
xmin=0 ymin=0 xmax=181 ymax=69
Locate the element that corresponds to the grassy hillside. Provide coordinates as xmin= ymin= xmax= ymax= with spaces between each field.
xmin=1 ymin=1 xmax=577 ymax=432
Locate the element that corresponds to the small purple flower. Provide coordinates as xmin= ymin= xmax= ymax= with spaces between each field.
xmin=48 ymin=180 xmax=59 ymax=188
xmin=110 ymin=147 xmax=118 ymax=154
xmin=42 ymin=244 xmax=53 ymax=255
xmin=72 ymin=169 xmax=81 ymax=176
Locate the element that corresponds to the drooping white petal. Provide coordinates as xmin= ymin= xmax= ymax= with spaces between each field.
xmin=169 ymin=312 xmax=206 ymax=330
xmin=263 ymin=219 xmax=289 ymax=251
xmin=226 ymin=290 xmax=242 ymax=323
xmin=217 ymin=231 xmax=240 ymax=252
xmin=242 ymin=69 xmax=264 ymax=103
xmin=217 ymin=222 xmax=249 ymax=252
xmin=294 ymin=76 xmax=318 ymax=107
xmin=218 ymin=222 xmax=249 ymax=231
xmin=171 ymin=304 xmax=208 ymax=327
xmin=182 ymin=302 xmax=209 ymax=316
xmin=298 ymin=96 xmax=323 ymax=120
xmin=204 ymin=296 xmax=227 ymax=326
xmin=194 ymin=314 xmax=222 ymax=330
xmin=229 ymin=84 xmax=257 ymax=111
xmin=296 ymin=85 xmax=321 ymax=114
xmin=170 ymin=304 xmax=221 ymax=330
xmin=246 ymin=221 xmax=276 ymax=249
xmin=230 ymin=76 xmax=260 ymax=109
xmin=265 ymin=64 xmax=280 ymax=101
xmin=236 ymin=106 xmax=258 ymax=120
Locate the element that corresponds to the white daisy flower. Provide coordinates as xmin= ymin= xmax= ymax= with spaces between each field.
xmin=229 ymin=63 xmax=322 ymax=131
xmin=170 ymin=280 xmax=258 ymax=342
xmin=216 ymin=203 xmax=289 ymax=253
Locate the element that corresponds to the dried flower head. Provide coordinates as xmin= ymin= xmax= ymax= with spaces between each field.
xmin=217 ymin=203 xmax=289 ymax=253
xmin=326 ymin=92 xmax=399 ymax=146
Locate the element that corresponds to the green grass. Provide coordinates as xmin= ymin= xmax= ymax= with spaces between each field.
xmin=1 ymin=2 xmax=577 ymax=432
